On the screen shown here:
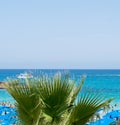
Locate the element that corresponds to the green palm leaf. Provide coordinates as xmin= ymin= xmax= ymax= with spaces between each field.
xmin=68 ymin=93 xmax=113 ymax=125
xmin=36 ymin=74 xmax=74 ymax=124
xmin=69 ymin=75 xmax=86 ymax=107
xmin=6 ymin=79 xmax=43 ymax=125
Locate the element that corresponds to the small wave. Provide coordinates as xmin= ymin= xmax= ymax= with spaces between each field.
xmin=81 ymin=87 xmax=120 ymax=93
xmin=89 ymin=74 xmax=120 ymax=77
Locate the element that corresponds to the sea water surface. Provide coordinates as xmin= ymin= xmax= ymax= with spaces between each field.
xmin=0 ymin=69 xmax=120 ymax=108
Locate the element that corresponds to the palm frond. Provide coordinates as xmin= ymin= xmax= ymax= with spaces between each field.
xmin=68 ymin=93 xmax=113 ymax=125
xmin=5 ymin=79 xmax=43 ymax=125
xmin=69 ymin=75 xmax=86 ymax=105
xmin=36 ymin=74 xmax=74 ymax=124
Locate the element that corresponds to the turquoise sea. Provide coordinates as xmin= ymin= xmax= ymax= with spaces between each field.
xmin=0 ymin=69 xmax=120 ymax=108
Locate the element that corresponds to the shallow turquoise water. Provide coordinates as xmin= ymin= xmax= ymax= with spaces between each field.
xmin=0 ymin=89 xmax=14 ymax=103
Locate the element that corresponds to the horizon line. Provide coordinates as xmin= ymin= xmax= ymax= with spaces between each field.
xmin=0 ymin=68 xmax=120 ymax=70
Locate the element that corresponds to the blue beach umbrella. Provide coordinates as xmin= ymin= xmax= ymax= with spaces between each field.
xmin=93 ymin=118 xmax=114 ymax=125
xmin=105 ymin=110 xmax=120 ymax=119
xmin=0 ymin=106 xmax=17 ymax=124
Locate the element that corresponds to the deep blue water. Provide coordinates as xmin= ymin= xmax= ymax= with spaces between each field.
xmin=0 ymin=69 xmax=120 ymax=108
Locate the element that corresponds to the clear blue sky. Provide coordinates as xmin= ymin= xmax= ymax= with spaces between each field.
xmin=0 ymin=0 xmax=120 ymax=69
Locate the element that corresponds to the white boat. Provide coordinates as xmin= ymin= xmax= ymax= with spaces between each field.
xmin=17 ymin=73 xmax=33 ymax=79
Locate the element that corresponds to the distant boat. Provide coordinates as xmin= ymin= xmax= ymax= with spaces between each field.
xmin=17 ymin=73 xmax=33 ymax=79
